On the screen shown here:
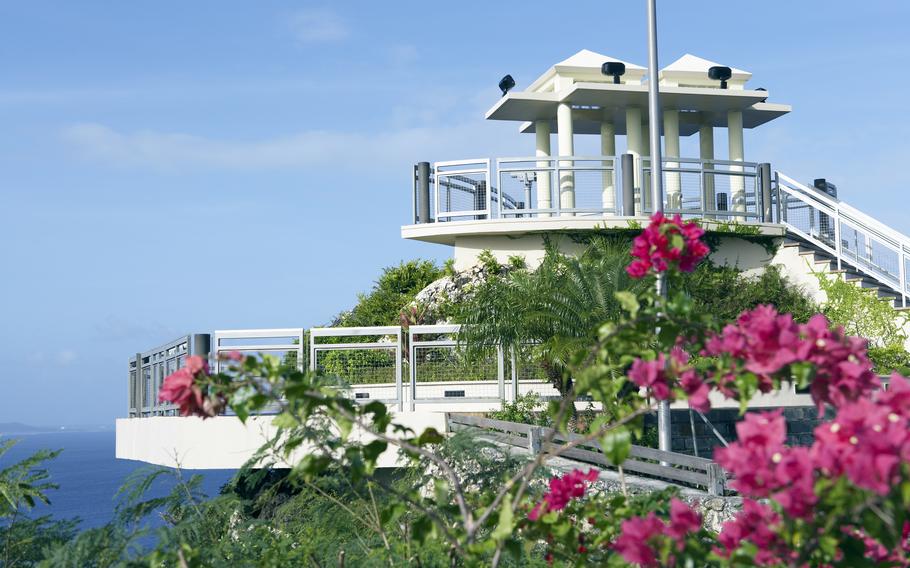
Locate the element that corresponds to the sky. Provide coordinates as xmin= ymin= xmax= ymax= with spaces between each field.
xmin=2 ymin=1 xmax=910 ymax=425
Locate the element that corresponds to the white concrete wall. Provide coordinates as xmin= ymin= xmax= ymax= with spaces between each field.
xmin=454 ymin=233 xmax=783 ymax=274
xmin=116 ymin=411 xmax=447 ymax=470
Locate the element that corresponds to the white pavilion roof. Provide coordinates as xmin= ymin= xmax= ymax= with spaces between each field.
xmin=660 ymin=54 xmax=752 ymax=89
xmin=527 ymin=49 xmax=647 ymax=92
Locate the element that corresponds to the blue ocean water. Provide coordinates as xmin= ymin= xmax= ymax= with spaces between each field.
xmin=0 ymin=431 xmax=235 ymax=530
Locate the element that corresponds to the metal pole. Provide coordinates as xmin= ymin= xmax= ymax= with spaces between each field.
xmin=416 ymin=162 xmax=431 ymax=223
xmin=621 ymin=153 xmax=636 ymax=215
xmin=646 ymin=0 xmax=672 ymax=458
xmin=759 ymin=163 xmax=772 ymax=222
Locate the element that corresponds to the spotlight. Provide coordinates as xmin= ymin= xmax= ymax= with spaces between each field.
xmin=756 ymin=87 xmax=767 ymax=102
xmin=498 ymin=75 xmax=516 ymax=97
xmin=601 ymin=61 xmax=626 ymax=84
xmin=708 ymin=66 xmax=732 ymax=89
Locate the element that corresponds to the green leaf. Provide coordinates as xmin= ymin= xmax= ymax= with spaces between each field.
xmin=271 ymin=412 xmax=297 ymax=429
xmin=614 ymin=291 xmax=640 ymax=318
xmin=362 ymin=439 xmax=388 ymax=463
xmin=600 ymin=426 xmax=631 ymax=466
xmin=491 ymin=494 xmax=514 ymax=541
xmin=416 ymin=427 xmax=444 ymax=446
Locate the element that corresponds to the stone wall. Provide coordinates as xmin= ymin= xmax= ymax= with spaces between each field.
xmin=644 ymin=406 xmax=823 ymax=459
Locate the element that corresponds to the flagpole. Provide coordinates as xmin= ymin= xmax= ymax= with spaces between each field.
xmin=645 ymin=0 xmax=671 ymax=457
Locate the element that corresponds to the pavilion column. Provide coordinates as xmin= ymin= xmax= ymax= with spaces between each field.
xmin=664 ymin=109 xmax=681 ymax=209
xmin=728 ymin=109 xmax=746 ymax=218
xmin=625 ymin=107 xmax=643 ymax=214
xmin=699 ymin=122 xmax=716 ymax=217
xmin=600 ymin=114 xmax=616 ymax=214
xmin=535 ymin=120 xmax=552 ymax=217
xmin=557 ymin=102 xmax=575 ymax=215
xmin=642 ymin=120 xmax=652 ymax=212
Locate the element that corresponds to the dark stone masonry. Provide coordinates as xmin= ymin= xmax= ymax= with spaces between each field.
xmin=645 ymin=406 xmax=826 ymax=459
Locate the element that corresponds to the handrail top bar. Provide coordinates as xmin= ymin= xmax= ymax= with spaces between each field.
xmin=137 ymin=334 xmax=191 ymax=358
xmin=310 ymin=326 xmax=401 ymax=337
xmin=433 ymin=155 xmax=760 ymax=168
xmin=409 ymin=324 xmax=461 ymax=334
xmin=214 ymin=328 xmax=304 ymax=340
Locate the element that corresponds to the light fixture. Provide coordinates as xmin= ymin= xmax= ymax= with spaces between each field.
xmin=498 ymin=75 xmax=516 ymax=97
xmin=601 ymin=61 xmax=626 ymax=84
xmin=756 ymin=87 xmax=767 ymax=102
xmin=708 ymin=66 xmax=732 ymax=89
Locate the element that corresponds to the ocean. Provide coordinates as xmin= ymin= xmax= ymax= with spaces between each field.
xmin=0 ymin=431 xmax=236 ymax=530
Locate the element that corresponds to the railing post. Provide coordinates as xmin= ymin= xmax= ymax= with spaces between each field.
xmin=497 ymin=345 xmax=505 ymax=402
xmin=759 ymin=163 xmax=773 ymax=222
xmin=900 ymin=245 xmax=908 ymax=308
xmin=834 ymin=208 xmax=843 ymax=270
xmin=409 ymin=327 xmax=416 ymax=412
xmin=510 ymin=347 xmax=519 ymax=401
xmin=621 ymin=153 xmax=636 ymax=216
xmin=416 ymin=162 xmax=431 ymax=223
xmin=774 ymin=171 xmax=782 ymax=223
xmin=706 ymin=463 xmax=726 ymax=496
xmin=528 ymin=426 xmax=543 ymax=455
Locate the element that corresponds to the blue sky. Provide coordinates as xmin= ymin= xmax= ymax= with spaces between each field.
xmin=2 ymin=1 xmax=909 ymax=425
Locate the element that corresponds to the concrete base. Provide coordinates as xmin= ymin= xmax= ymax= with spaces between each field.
xmin=116 ymin=411 xmax=447 ymax=470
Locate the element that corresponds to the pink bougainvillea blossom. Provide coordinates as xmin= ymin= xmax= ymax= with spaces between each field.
xmin=627 ymin=348 xmax=711 ymax=412
xmin=704 ymin=306 xmax=879 ymax=412
xmin=159 ymin=355 xmax=223 ymax=419
xmin=527 ymin=469 xmax=598 ymax=521
xmin=626 ymin=212 xmax=709 ymax=278
xmin=613 ymin=499 xmax=702 ymax=566
xmin=715 ymin=500 xmax=787 ymax=565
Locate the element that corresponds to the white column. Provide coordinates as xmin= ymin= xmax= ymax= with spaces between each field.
xmin=626 ymin=107 xmax=643 ymax=214
xmin=642 ymin=120 xmax=652 ymax=212
xmin=557 ymin=102 xmax=575 ymax=215
xmin=535 ymin=120 xmax=552 ymax=217
xmin=699 ymin=122 xmax=715 ymax=217
xmin=663 ymin=109 xmax=680 ymax=209
xmin=728 ymin=109 xmax=745 ymax=218
xmin=601 ymin=114 xmax=616 ymax=214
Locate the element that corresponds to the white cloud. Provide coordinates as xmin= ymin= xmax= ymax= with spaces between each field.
xmin=60 ymin=119 xmax=518 ymax=173
xmin=289 ymin=8 xmax=350 ymax=43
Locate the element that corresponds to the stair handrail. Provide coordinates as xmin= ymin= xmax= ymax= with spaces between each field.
xmin=777 ymin=172 xmax=909 ymax=249
xmin=776 ymin=171 xmax=909 ymax=305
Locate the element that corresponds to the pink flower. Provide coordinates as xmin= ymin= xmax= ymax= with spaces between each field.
xmin=158 ymin=368 xmax=206 ymax=417
xmin=613 ymin=513 xmax=665 ymax=567
xmin=715 ymin=500 xmax=786 ymax=564
xmin=626 ymin=213 xmax=710 ymax=279
xmin=613 ymin=499 xmax=701 ymax=566
xmin=666 ymin=498 xmax=701 ymax=540
xmin=219 ymin=350 xmax=245 ymax=362
xmin=527 ymin=469 xmax=598 ymax=520
xmin=628 ymin=355 xmax=672 ymax=401
xmin=158 ymin=355 xmax=221 ymax=419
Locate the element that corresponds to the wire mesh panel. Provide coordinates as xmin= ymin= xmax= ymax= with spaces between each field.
xmin=435 ymin=160 xmax=490 ymax=221
xmin=409 ymin=324 xmax=504 ymax=406
xmin=497 ymin=158 xmax=557 ymax=217
xmin=214 ymin=329 xmax=306 ymax=373
xmin=838 ymin=217 xmax=901 ymax=290
xmin=310 ymin=327 xmax=402 ymax=408
xmin=509 ymin=344 xmax=561 ymax=401
xmin=641 ymin=158 xmax=760 ymax=220
xmin=130 ymin=335 xmax=191 ymax=417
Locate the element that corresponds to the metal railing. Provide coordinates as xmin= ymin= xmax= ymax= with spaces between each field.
xmin=310 ymin=326 xmax=404 ymax=410
xmin=447 ymin=414 xmax=727 ymax=495
xmin=414 ymin=155 xmax=767 ymax=223
xmin=129 ymin=335 xmax=192 ymax=417
xmin=775 ymin=172 xmax=910 ymax=306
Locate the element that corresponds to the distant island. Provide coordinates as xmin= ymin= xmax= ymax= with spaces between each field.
xmin=0 ymin=422 xmax=114 ymax=435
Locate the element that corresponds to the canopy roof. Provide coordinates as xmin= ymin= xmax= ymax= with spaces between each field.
xmin=487 ymin=50 xmax=788 ymax=135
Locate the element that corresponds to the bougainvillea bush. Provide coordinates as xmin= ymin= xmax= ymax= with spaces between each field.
xmin=161 ymin=213 xmax=910 ymax=567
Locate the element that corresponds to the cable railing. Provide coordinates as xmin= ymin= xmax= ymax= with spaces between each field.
xmin=774 ymin=172 xmax=910 ymax=306
xmin=413 ymin=155 xmax=768 ymax=223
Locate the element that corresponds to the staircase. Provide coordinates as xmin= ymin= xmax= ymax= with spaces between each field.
xmin=774 ymin=171 xmax=910 ymax=310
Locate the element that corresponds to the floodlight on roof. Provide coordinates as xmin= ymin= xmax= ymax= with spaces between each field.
xmin=756 ymin=87 xmax=767 ymax=102
xmin=498 ymin=75 xmax=516 ymax=97
xmin=601 ymin=61 xmax=626 ymax=84
xmin=708 ymin=66 xmax=732 ymax=89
